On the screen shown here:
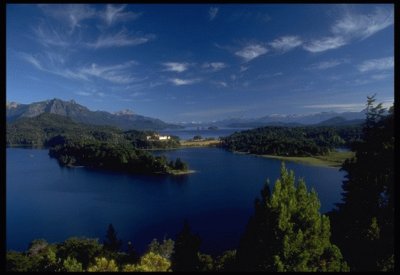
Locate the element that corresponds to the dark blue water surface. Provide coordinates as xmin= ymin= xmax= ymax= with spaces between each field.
xmin=7 ymin=147 xmax=345 ymax=255
xmin=158 ymin=127 xmax=248 ymax=140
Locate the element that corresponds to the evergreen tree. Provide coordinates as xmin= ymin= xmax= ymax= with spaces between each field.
xmin=87 ymin=257 xmax=118 ymax=272
xmin=329 ymin=96 xmax=394 ymax=271
xmin=126 ymin=241 xmax=139 ymax=263
xmin=56 ymin=237 xmax=103 ymax=270
xmin=214 ymin=250 xmax=237 ymax=271
xmin=148 ymin=238 xmax=175 ymax=260
xmin=174 ymin=157 xmax=188 ymax=171
xmin=103 ymin=223 xmax=122 ymax=252
xmin=62 ymin=257 xmax=83 ymax=272
xmin=123 ymin=252 xmax=171 ymax=272
xmin=171 ymin=220 xmax=201 ymax=271
xmin=236 ymin=163 xmax=348 ymax=271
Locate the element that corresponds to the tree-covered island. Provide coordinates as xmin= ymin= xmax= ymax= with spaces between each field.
xmin=6 ymin=113 xmax=191 ymax=176
xmin=49 ymin=141 xmax=191 ymax=175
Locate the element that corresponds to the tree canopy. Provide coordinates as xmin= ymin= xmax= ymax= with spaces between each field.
xmin=328 ymin=95 xmax=394 ymax=271
xmin=236 ymin=163 xmax=349 ymax=272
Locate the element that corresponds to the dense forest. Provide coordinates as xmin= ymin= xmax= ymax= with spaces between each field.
xmin=6 ymin=113 xmax=180 ymax=149
xmin=220 ymin=125 xmax=362 ymax=156
xmin=49 ymin=141 xmax=189 ymax=175
xmin=328 ymin=96 xmax=394 ymax=271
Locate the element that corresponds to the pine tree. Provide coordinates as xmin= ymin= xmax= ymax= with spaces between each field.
xmin=170 ymin=220 xmax=201 ymax=271
xmin=329 ymin=96 xmax=394 ymax=271
xmin=103 ymin=224 xmax=122 ymax=252
xmin=236 ymin=163 xmax=348 ymax=271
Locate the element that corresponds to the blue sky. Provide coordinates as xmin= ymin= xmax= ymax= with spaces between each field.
xmin=7 ymin=4 xmax=394 ymax=123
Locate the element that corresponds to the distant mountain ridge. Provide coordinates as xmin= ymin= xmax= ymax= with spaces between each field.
xmin=6 ymin=98 xmax=181 ymax=131
xmin=179 ymin=110 xmax=366 ymax=128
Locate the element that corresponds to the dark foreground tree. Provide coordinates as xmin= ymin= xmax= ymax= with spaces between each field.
xmin=103 ymin=223 xmax=122 ymax=253
xmin=329 ymin=96 xmax=394 ymax=271
xmin=236 ymin=163 xmax=348 ymax=271
xmin=171 ymin=220 xmax=201 ymax=271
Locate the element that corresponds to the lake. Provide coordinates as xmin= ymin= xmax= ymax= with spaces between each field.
xmin=6 ymin=147 xmax=345 ymax=255
xmin=159 ymin=127 xmax=248 ymax=140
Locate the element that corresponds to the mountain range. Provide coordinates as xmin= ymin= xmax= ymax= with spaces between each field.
xmin=179 ymin=111 xmax=366 ymax=128
xmin=6 ymin=99 xmax=181 ymax=131
xmin=6 ymin=98 xmax=367 ymax=130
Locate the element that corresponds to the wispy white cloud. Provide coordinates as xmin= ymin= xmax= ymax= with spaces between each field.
xmin=240 ymin=66 xmax=249 ymax=72
xmin=169 ymin=78 xmax=200 ymax=86
xmin=303 ymin=7 xmax=393 ymax=53
xmin=303 ymin=36 xmax=347 ymax=53
xmin=86 ymin=29 xmax=154 ymax=49
xmin=76 ymin=91 xmax=92 ymax=96
xmin=32 ymin=23 xmax=73 ymax=48
xmin=371 ymin=73 xmax=392 ymax=80
xmin=218 ymin=81 xmax=228 ymax=87
xmin=19 ymin=52 xmax=44 ymax=70
xmin=331 ymin=7 xmax=393 ymax=40
xmin=79 ymin=60 xmax=138 ymax=84
xmin=212 ymin=81 xmax=228 ymax=88
xmin=102 ymin=4 xmax=141 ymax=26
xmin=75 ymin=86 xmax=106 ymax=97
xmin=202 ymin=62 xmax=227 ymax=72
xmin=209 ymin=7 xmax=219 ymax=21
xmin=357 ymin=56 xmax=394 ymax=72
xmin=19 ymin=52 xmax=88 ymax=81
xmin=309 ymin=58 xmax=349 ymax=70
xmin=162 ymin=62 xmax=191 ymax=73
xmin=235 ymin=44 xmax=268 ymax=62
xmin=269 ymin=36 xmax=302 ymax=52
xmin=19 ymin=50 xmax=140 ymax=85
xmin=38 ymin=4 xmax=96 ymax=33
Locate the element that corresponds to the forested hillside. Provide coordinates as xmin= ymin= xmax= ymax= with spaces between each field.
xmin=220 ymin=125 xmax=362 ymax=156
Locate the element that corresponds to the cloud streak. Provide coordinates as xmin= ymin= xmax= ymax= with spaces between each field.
xmin=309 ymin=58 xmax=349 ymax=70
xmin=19 ymin=51 xmax=140 ymax=84
xmin=202 ymin=62 xmax=227 ymax=72
xmin=303 ymin=7 xmax=393 ymax=53
xmin=303 ymin=36 xmax=347 ymax=53
xmin=79 ymin=60 xmax=139 ymax=84
xmin=86 ymin=30 xmax=154 ymax=49
xmin=331 ymin=7 xmax=393 ymax=40
xmin=209 ymin=7 xmax=219 ymax=21
xmin=269 ymin=36 xmax=302 ymax=52
xmin=357 ymin=56 xmax=394 ymax=72
xmin=162 ymin=62 xmax=191 ymax=73
xmin=235 ymin=44 xmax=268 ymax=62
xmin=38 ymin=4 xmax=96 ymax=33
xmin=169 ymin=78 xmax=200 ymax=86
xmin=103 ymin=4 xmax=141 ymax=26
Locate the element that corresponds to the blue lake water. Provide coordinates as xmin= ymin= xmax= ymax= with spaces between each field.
xmin=6 ymin=147 xmax=345 ymax=255
xmin=158 ymin=127 xmax=248 ymax=140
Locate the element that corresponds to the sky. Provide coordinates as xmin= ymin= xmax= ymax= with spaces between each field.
xmin=6 ymin=4 xmax=394 ymax=123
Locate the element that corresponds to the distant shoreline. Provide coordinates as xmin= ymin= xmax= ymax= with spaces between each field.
xmin=180 ymin=139 xmax=221 ymax=147
xmin=234 ymin=150 xmax=354 ymax=168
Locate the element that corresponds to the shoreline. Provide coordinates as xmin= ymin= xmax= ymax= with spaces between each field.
xmin=234 ymin=151 xmax=354 ymax=168
xmin=179 ymin=139 xmax=221 ymax=147
xmin=168 ymin=169 xmax=196 ymax=176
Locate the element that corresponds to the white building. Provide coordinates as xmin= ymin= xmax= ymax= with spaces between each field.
xmin=146 ymin=134 xmax=171 ymax=141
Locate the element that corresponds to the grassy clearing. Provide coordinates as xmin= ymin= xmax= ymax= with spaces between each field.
xmin=180 ymin=139 xmax=221 ymax=147
xmin=168 ymin=169 xmax=196 ymax=175
xmin=260 ymin=151 xmax=355 ymax=168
